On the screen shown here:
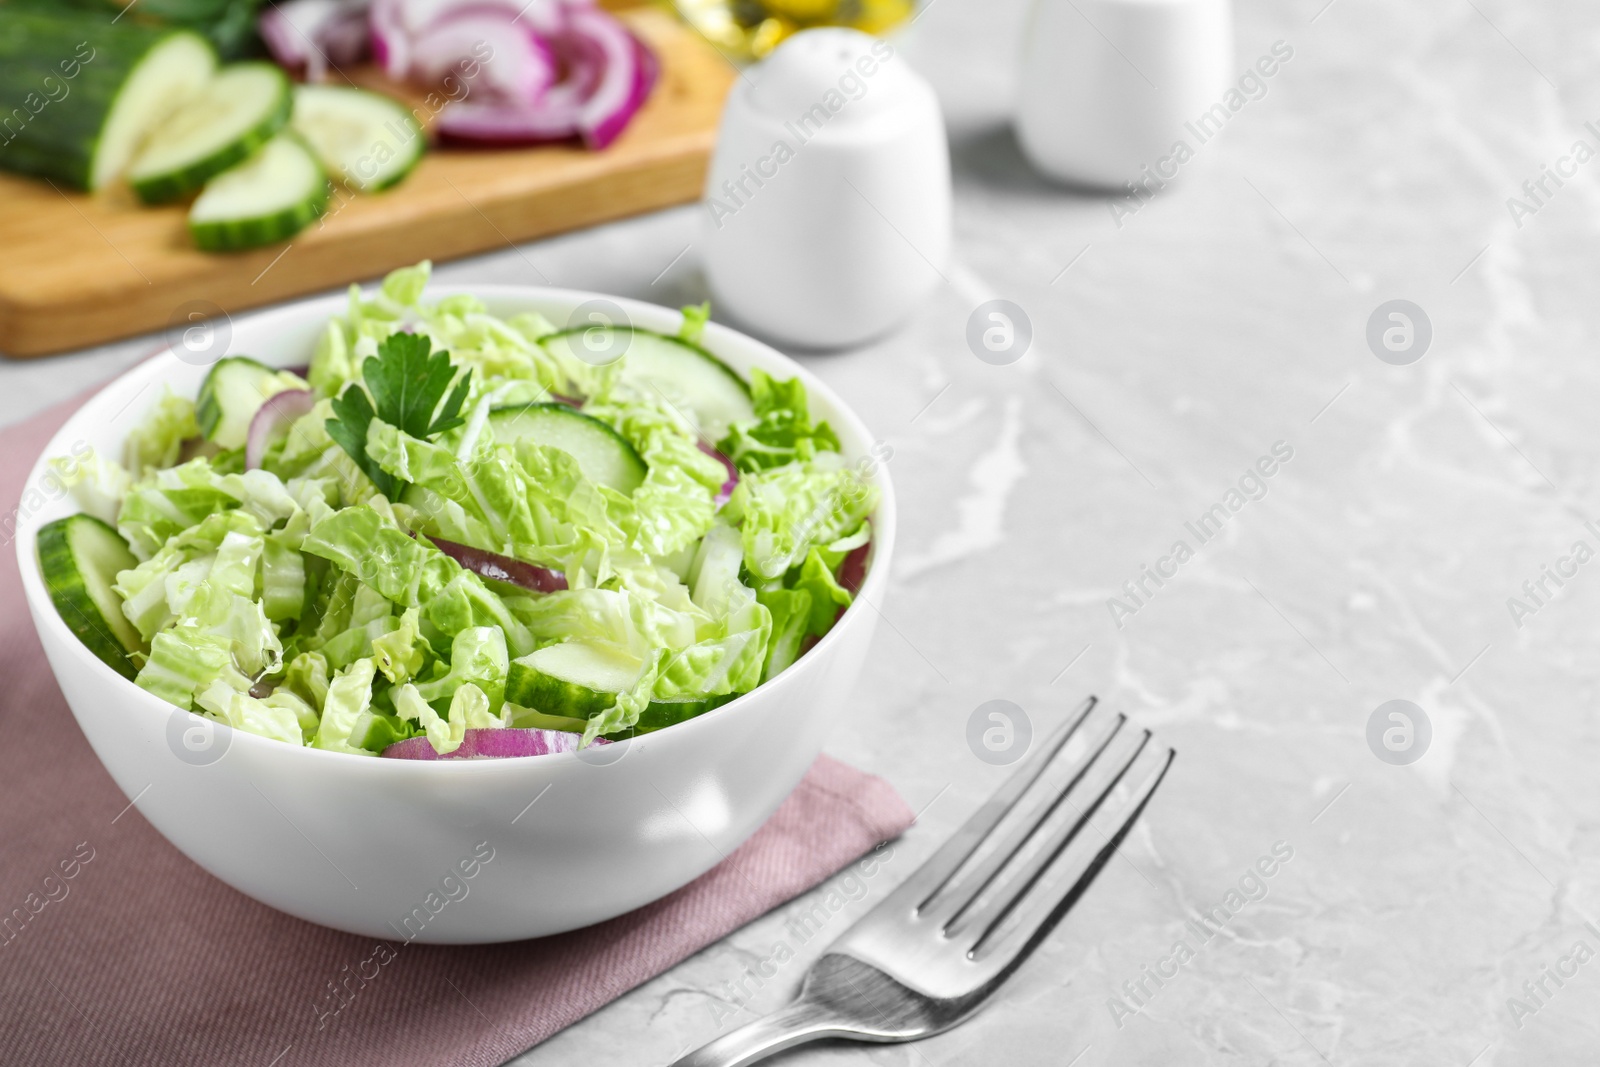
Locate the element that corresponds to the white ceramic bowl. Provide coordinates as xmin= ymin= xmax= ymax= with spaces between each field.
xmin=16 ymin=284 xmax=894 ymax=943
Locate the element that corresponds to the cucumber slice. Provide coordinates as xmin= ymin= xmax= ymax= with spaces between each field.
xmin=488 ymin=404 xmax=646 ymax=494
xmin=505 ymin=695 xmax=735 ymax=736
xmin=0 ymin=12 xmax=216 ymax=190
xmin=688 ymin=522 xmax=743 ymax=616
xmin=504 ymin=642 xmax=645 ymax=719
xmin=196 ymin=356 xmax=309 ymax=448
xmin=188 ymin=132 xmax=328 ymax=252
xmin=634 ymin=694 xmax=738 ymax=733
xmin=505 ymin=643 xmax=737 ymax=735
xmin=291 ymin=84 xmax=425 ymax=193
xmin=541 ymin=329 xmax=755 ymax=442
xmin=505 ymin=704 xmax=589 ymax=733
xmin=128 ymin=62 xmax=292 ymax=204
xmin=37 ymin=515 xmax=141 ymax=680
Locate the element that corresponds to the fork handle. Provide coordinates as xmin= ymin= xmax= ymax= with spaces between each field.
xmin=670 ymin=998 xmax=856 ymax=1067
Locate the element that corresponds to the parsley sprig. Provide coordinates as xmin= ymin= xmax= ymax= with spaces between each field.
xmin=326 ymin=332 xmax=472 ymax=500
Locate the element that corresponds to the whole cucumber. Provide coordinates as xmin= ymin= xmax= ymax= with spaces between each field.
xmin=0 ymin=9 xmax=214 ymax=189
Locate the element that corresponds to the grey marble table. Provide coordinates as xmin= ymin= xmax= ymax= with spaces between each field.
xmin=8 ymin=0 xmax=1598 ymax=1063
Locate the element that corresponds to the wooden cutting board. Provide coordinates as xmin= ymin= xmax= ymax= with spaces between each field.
xmin=0 ymin=7 xmax=734 ymax=358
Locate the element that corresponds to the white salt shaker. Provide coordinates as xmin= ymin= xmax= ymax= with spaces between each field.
xmin=1015 ymin=0 xmax=1233 ymax=189
xmin=701 ymin=28 xmax=951 ymax=349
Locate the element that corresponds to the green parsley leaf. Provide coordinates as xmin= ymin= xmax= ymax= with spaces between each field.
xmin=326 ymin=332 xmax=472 ymax=500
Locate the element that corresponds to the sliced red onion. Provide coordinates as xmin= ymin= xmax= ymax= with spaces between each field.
xmin=822 ymin=540 xmax=871 ymax=632
xmin=430 ymin=536 xmax=568 ymax=592
xmin=697 ymin=441 xmax=738 ymax=505
xmin=381 ymin=727 xmax=609 ymax=759
xmin=245 ymin=389 xmax=316 ymax=471
xmin=371 ymin=0 xmax=477 ymax=77
xmin=319 ymin=8 xmax=374 ymax=72
xmin=260 ymin=0 xmax=371 ymax=82
xmin=374 ymin=0 xmax=566 ymax=81
xmin=837 ymin=539 xmax=870 ymax=593
xmin=369 ymin=0 xmax=406 ymax=76
xmin=572 ymin=10 xmax=653 ymax=150
xmin=437 ymin=96 xmax=580 ymax=144
xmin=437 ymin=59 xmax=588 ymax=143
xmin=413 ymin=12 xmax=556 ymax=102
xmin=433 ymin=5 xmax=655 ymax=147
xmin=368 ymin=0 xmax=656 ymax=147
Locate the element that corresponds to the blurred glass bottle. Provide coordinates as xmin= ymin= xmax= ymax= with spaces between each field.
xmin=670 ymin=0 xmax=912 ymax=60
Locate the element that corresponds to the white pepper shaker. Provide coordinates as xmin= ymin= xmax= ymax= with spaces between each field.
xmin=1015 ymin=0 xmax=1233 ymax=189
xmin=701 ymin=28 xmax=951 ymax=349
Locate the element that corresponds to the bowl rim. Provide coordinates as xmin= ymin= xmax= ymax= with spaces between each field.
xmin=16 ymin=281 xmax=896 ymax=777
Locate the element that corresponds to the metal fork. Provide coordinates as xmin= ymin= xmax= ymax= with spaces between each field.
xmin=671 ymin=696 xmax=1174 ymax=1067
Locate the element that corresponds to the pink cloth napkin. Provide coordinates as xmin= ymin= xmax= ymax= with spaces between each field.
xmin=0 ymin=393 xmax=914 ymax=1067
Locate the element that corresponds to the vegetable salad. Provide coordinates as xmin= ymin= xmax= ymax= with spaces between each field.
xmin=40 ymin=262 xmax=877 ymax=757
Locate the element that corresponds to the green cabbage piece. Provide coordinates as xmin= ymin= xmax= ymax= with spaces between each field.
xmin=677 ymin=302 xmax=711 ymax=345
xmin=511 ymin=586 xmax=699 ymax=661
xmin=117 ymin=461 xmax=237 ymax=559
xmin=284 ymin=650 xmax=330 ymax=711
xmin=299 ymin=503 xmax=534 ymax=654
xmin=195 ymin=679 xmax=303 ymax=745
xmin=414 ymin=626 xmax=507 ymax=715
xmin=261 ymin=536 xmax=306 ymax=622
xmin=757 ymin=588 xmax=811 ymax=681
xmin=313 ymin=658 xmax=379 ymax=756
xmin=124 ymin=390 xmax=198 ymax=478
xmin=790 ymin=547 xmax=854 ymax=637
xmin=371 ymin=606 xmax=426 ymax=684
xmin=722 ymin=454 xmax=877 ymax=581
xmin=394 ymin=681 xmax=501 ymax=755
xmin=716 ymin=369 xmax=840 ymax=473
xmin=367 ymin=424 xmax=620 ymax=584
xmin=135 ymin=625 xmax=248 ymax=708
xmin=48 ymin=446 xmax=131 ymax=526
xmin=584 ymin=397 xmax=723 ymax=558
xmin=309 ymin=261 xmax=587 ymax=402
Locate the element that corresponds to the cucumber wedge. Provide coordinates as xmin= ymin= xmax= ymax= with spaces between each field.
xmin=37 ymin=515 xmax=141 ymax=679
xmin=0 ymin=11 xmax=216 ymax=190
xmin=196 ymin=356 xmax=309 ymax=447
xmin=188 ymin=131 xmax=328 ymax=252
xmin=504 ymin=642 xmax=645 ymax=719
xmin=128 ymin=62 xmax=292 ymax=204
xmin=488 ymin=404 xmax=646 ymax=494
xmin=291 ymin=84 xmax=424 ymax=193
xmin=541 ymin=328 xmax=755 ymax=442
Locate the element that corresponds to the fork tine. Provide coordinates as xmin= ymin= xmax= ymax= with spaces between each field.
xmin=920 ymin=710 xmax=1127 ymax=926
xmin=969 ymin=743 xmax=1175 ymax=963
xmin=946 ymin=727 xmax=1151 ymax=943
xmin=891 ymin=697 xmax=1099 ymax=911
